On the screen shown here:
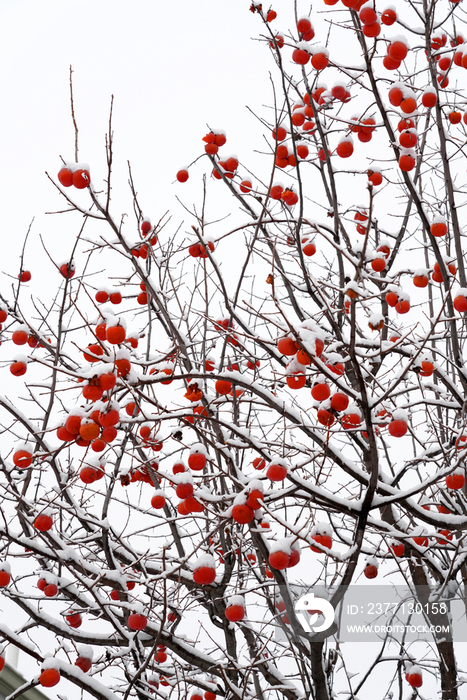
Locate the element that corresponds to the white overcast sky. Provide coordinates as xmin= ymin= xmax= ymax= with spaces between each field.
xmin=0 ymin=0 xmax=294 ymax=275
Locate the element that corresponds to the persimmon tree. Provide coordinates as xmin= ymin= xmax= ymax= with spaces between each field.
xmin=2 ymin=1 xmax=467 ymax=699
